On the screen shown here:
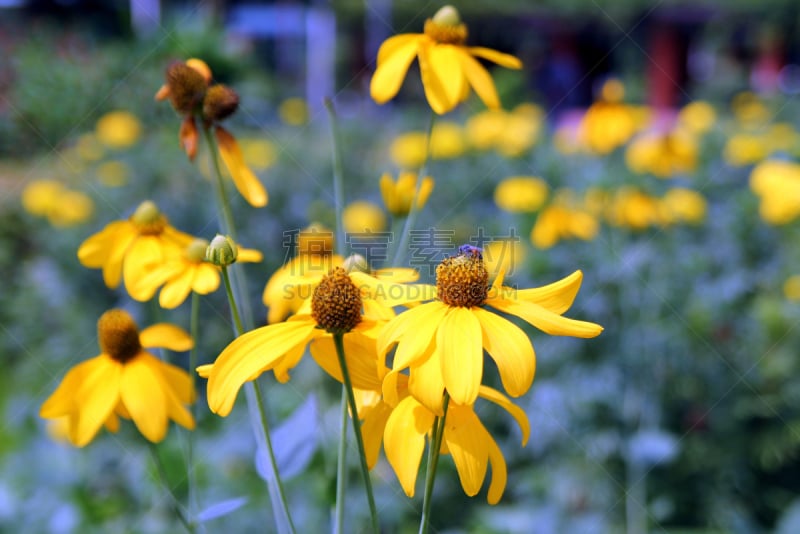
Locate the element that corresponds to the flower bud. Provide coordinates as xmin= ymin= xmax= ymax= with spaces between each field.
xmin=343 ymin=254 xmax=370 ymax=274
xmin=432 ymin=5 xmax=461 ymax=26
xmin=203 ymin=84 xmax=239 ymax=122
xmin=186 ymin=238 xmax=210 ymax=263
xmin=166 ymin=62 xmax=207 ymax=115
xmin=206 ymin=234 xmax=238 ymax=266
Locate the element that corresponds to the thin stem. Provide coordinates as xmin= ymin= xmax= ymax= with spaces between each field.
xmin=201 ymin=125 xmax=237 ymax=239
xmin=324 ymin=98 xmax=347 ymax=257
xmin=391 ymin=111 xmax=436 ymax=266
xmin=333 ymin=391 xmax=348 ymax=534
xmin=418 ymin=392 xmax=450 ymax=534
xmin=148 ymin=442 xmax=195 ymax=533
xmin=332 ymin=333 xmax=379 ymax=534
xmin=220 ymin=266 xmax=296 ymax=534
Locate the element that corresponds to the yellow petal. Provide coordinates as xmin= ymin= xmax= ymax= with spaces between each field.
xmin=309 ymin=332 xmax=382 ymax=390
xmin=215 ymin=127 xmax=268 ymax=207
xmin=408 ymin=347 xmax=445 ymax=415
xmin=360 ymin=399 xmax=392 ymax=470
xmin=438 ymin=307 xmax=482 ymax=405
xmin=147 ymin=355 xmax=195 ymax=431
xmin=104 ymin=412 xmax=120 ymax=433
xmin=154 ymin=356 xmax=197 ymax=405
xmin=362 ymin=299 xmax=397 ymax=322
xmin=478 ymin=386 xmax=530 ymax=446
xmin=488 ymin=298 xmax=603 ymax=338
xmin=384 ymin=395 xmax=434 ymax=497
xmin=349 ymin=271 xmax=435 ymax=307
xmin=133 ymin=261 xmax=185 ymax=302
xmin=372 ymin=267 xmax=421 ymax=284
xmin=418 ymin=41 xmax=454 ymax=114
xmin=472 ymin=308 xmax=535 ymax=397
xmin=40 ymin=357 xmax=102 ymax=418
xmin=73 ymin=356 xmax=122 ymax=447
xmin=158 ymin=268 xmax=196 ymax=309
xmin=123 ymin=236 xmax=168 ymax=300
xmin=426 ymin=44 xmax=466 ymax=110
xmin=140 ymin=323 xmax=194 ymax=352
xmin=272 ymin=335 xmax=312 ymax=383
xmin=77 ymin=221 xmax=130 ymax=268
xmin=444 ymin=404 xmax=489 ymax=497
xmin=207 ymin=319 xmax=317 ymax=416
xmin=459 ymin=52 xmax=500 ymax=109
xmin=120 ymin=355 xmax=168 ymax=442
xmin=370 ymin=35 xmax=422 ymax=104
xmin=467 ymin=47 xmax=523 ymax=69
xmin=237 ymin=247 xmax=263 ymax=263
xmin=378 ymin=301 xmax=447 ymax=371
xmin=485 ymin=436 xmax=508 ymax=504
xmin=510 ymin=270 xmax=584 ymax=314
xmin=190 ymin=264 xmax=221 ymax=295
xmin=196 ymin=364 xmax=213 ymax=379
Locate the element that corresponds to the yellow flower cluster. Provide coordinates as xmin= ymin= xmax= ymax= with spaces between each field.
xmin=21 ymin=179 xmax=94 ymax=227
xmin=750 ymin=160 xmax=800 ymax=224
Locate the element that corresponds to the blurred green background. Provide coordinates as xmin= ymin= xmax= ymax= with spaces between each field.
xmin=2 ymin=1 xmax=800 ymax=533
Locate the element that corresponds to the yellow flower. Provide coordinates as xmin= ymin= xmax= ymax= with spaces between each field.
xmin=95 ymin=110 xmax=142 ymax=149
xmin=95 ymin=160 xmax=130 ymax=187
xmin=77 ymin=200 xmax=194 ymax=296
xmin=40 ymin=309 xmax=195 ymax=446
xmin=784 ymin=275 xmax=800 ymax=301
xmin=133 ymin=238 xmax=263 ymax=309
xmin=379 ymin=249 xmax=602 ymax=408
xmin=677 ymin=101 xmax=716 ymax=135
xmin=383 ymin=385 xmax=529 ymax=504
xmin=380 ymin=172 xmax=434 ymax=217
xmin=467 ymin=104 xmax=543 ymax=157
xmin=661 ymin=188 xmax=707 ymax=225
xmin=607 ymin=188 xmax=666 ymax=230
xmin=389 ymin=122 xmax=466 ymax=169
xmin=625 ymin=129 xmax=698 ymax=178
xmin=75 ymin=133 xmax=105 ymax=161
xmin=483 ymin=238 xmax=525 ymax=280
xmin=342 ymin=201 xmax=387 ymax=233
xmin=370 ymin=5 xmax=522 ymax=114
xmin=494 ymin=176 xmax=549 ymax=213
xmin=239 ymin=138 xmax=278 ymax=171
xmin=749 ymin=159 xmax=800 ymax=224
xmin=278 ymin=97 xmax=309 ymax=126
xmin=530 ymin=191 xmax=599 ymax=249
xmin=205 ymin=267 xmax=429 ymax=415
xmin=723 ymin=134 xmax=768 ymax=167
xmin=21 ymin=180 xmax=94 ymax=227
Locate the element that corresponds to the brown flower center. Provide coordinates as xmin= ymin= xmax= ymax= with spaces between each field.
xmin=130 ymin=200 xmax=167 ymax=235
xmin=436 ymin=251 xmax=488 ymax=307
xmin=311 ymin=267 xmax=363 ymax=334
xmin=98 ymin=309 xmax=142 ymax=363
xmin=166 ymin=62 xmax=208 ymax=115
xmin=423 ymin=19 xmax=467 ymax=45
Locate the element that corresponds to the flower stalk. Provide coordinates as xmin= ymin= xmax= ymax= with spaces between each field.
xmin=419 ymin=392 xmax=450 ymax=534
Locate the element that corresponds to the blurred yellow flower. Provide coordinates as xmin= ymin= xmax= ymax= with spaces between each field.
xmin=661 ymin=188 xmax=707 ymax=225
xmin=766 ymin=123 xmax=799 ymax=154
xmin=95 ymin=110 xmax=142 ymax=149
xmin=749 ymin=159 xmax=800 ymax=224
xmin=625 ymin=129 xmax=698 ymax=178
xmin=239 ymin=138 xmax=278 ymax=171
xmin=494 ymin=176 xmax=549 ymax=213
xmin=75 ymin=133 xmax=105 ymax=161
xmin=21 ymin=179 xmax=94 ymax=227
xmin=389 ymin=122 xmax=465 ymax=169
xmin=483 ymin=238 xmax=525 ymax=279
xmin=369 ymin=5 xmax=522 ymax=114
xmin=77 ymin=200 xmax=194 ymax=296
xmin=783 ymin=275 xmax=800 ymax=301
xmin=343 ymin=201 xmax=387 ymax=233
xmin=380 ymin=171 xmax=434 ymax=216
xmin=607 ymin=188 xmax=666 ymax=230
xmin=530 ymin=191 xmax=599 ymax=248
xmin=95 ymin=160 xmax=130 ymax=187
xmin=732 ymin=91 xmax=770 ymax=127
xmin=678 ymin=101 xmax=716 ymax=135
xmin=466 ymin=104 xmax=543 ymax=156
xmin=279 ymin=97 xmax=309 ymax=126
xmin=724 ymin=134 xmax=768 ymax=167
xmin=40 ymin=309 xmax=195 ymax=446
xmin=580 ymin=101 xmax=644 ymax=155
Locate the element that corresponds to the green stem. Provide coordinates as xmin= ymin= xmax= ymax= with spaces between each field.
xmin=148 ymin=442 xmax=195 ymax=533
xmin=202 ymin=125 xmax=237 ymax=239
xmin=220 ymin=266 xmax=296 ymax=534
xmin=418 ymin=392 xmax=450 ymax=534
xmin=332 ymin=332 xmax=379 ymax=534
xmin=333 ymin=391 xmax=348 ymax=534
xmin=391 ymin=111 xmax=436 ymax=266
xmin=324 ymin=99 xmax=347 ymax=257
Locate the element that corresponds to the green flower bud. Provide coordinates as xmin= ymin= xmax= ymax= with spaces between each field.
xmin=206 ymin=234 xmax=238 ymax=266
xmin=343 ymin=254 xmax=370 ymax=274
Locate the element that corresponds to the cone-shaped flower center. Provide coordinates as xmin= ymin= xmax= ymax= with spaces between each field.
xmin=166 ymin=62 xmax=208 ymax=115
xmin=98 ymin=309 xmax=142 ymax=363
xmin=312 ymin=267 xmax=363 ymax=334
xmin=436 ymin=250 xmax=489 ymax=307
xmin=131 ymin=200 xmax=167 ymax=235
xmin=185 ymin=238 xmax=210 ymax=263
xmin=424 ymin=5 xmax=467 ymax=45
xmin=203 ymin=84 xmax=239 ymax=122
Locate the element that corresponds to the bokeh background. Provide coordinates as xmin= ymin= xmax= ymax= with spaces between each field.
xmin=3 ymin=0 xmax=800 ymax=532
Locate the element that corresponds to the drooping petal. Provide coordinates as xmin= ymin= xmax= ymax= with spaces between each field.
xmin=349 ymin=271 xmax=435 ymax=307
xmin=155 ymin=356 xmax=196 ymax=405
xmin=215 ymin=127 xmax=268 ymax=207
xmin=459 ymin=52 xmax=500 ymax=110
xmin=510 ymin=270 xmax=584 ymax=314
xmin=273 ymin=331 xmax=320 ymax=383
xmin=426 ymin=44 xmax=466 ymax=110
xmin=472 ymin=308 xmax=535 ymax=397
xmin=77 ymin=221 xmax=130 ymax=268
xmin=360 ymin=399 xmax=392 ymax=470
xmin=438 ymin=307 xmax=482 ymax=405
xmin=207 ymin=318 xmax=317 ymax=416
xmin=104 ymin=412 xmax=120 ymax=433
xmin=467 ymin=47 xmax=523 ymax=69
xmin=378 ymin=301 xmax=447 ymax=371
xmin=309 ymin=332 xmax=382 ymax=390
xmin=370 ymin=35 xmax=422 ymax=104
xmin=485 ymin=436 xmax=508 ymax=505
xmin=384 ymin=395 xmax=435 ymax=497
xmin=133 ymin=261 xmax=186 ymax=302
xmin=40 ymin=356 xmax=103 ymax=418
xmin=444 ymin=404 xmax=489 ymax=497
xmin=120 ymin=355 xmax=168 ymax=443
xmin=190 ymin=264 xmax=221 ymax=295
xmin=158 ymin=268 xmax=196 ymax=309
xmin=487 ymin=298 xmax=603 ymax=338
xmin=140 ymin=323 xmax=194 ymax=352
xmin=146 ymin=355 xmax=195 ymax=431
xmin=418 ymin=41 xmax=454 ymax=114
xmin=408 ymin=346 xmax=445 ymax=415
xmin=237 ymin=247 xmax=263 ymax=263
xmin=124 ymin=236 xmax=168 ymax=300
xmin=72 ymin=356 xmax=122 ymax=447
xmin=179 ymin=116 xmax=199 ymax=160
xmin=478 ymin=385 xmax=530 ymax=446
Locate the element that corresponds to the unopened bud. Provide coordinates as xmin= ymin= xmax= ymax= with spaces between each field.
xmin=206 ymin=234 xmax=238 ymax=266
xmin=343 ymin=254 xmax=370 ymax=274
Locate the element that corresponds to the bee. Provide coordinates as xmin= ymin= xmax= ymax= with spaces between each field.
xmin=458 ymin=244 xmax=483 ymax=259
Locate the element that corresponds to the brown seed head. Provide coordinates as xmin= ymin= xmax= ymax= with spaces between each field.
xmin=130 ymin=200 xmax=167 ymax=235
xmin=436 ymin=252 xmax=489 ymax=307
xmin=203 ymin=84 xmax=239 ymax=122
xmin=98 ymin=309 xmax=142 ymax=363
xmin=166 ymin=62 xmax=208 ymax=115
xmin=311 ymin=267 xmax=363 ymax=333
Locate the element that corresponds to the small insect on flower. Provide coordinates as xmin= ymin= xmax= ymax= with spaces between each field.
xmin=458 ymin=244 xmax=483 ymax=259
